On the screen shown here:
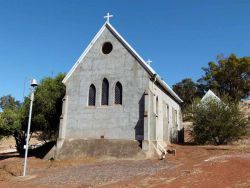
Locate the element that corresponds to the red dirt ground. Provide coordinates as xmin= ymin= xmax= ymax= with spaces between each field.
xmin=0 ymin=144 xmax=250 ymax=188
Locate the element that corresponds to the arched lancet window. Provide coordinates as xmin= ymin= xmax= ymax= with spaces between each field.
xmin=101 ymin=78 xmax=109 ymax=105
xmin=166 ymin=104 xmax=169 ymax=122
xmin=156 ymin=96 xmax=159 ymax=115
xmin=88 ymin=84 xmax=96 ymax=106
xmin=115 ymin=82 xmax=122 ymax=104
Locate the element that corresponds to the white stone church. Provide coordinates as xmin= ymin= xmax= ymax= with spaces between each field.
xmin=54 ymin=15 xmax=183 ymax=159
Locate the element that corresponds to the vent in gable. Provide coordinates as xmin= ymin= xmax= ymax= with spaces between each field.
xmin=102 ymin=42 xmax=113 ymax=54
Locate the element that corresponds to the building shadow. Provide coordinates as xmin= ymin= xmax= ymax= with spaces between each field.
xmin=30 ymin=141 xmax=56 ymax=159
xmin=171 ymin=128 xmax=185 ymax=144
xmin=0 ymin=141 xmax=56 ymax=161
xmin=134 ymin=94 xmax=145 ymax=148
xmin=178 ymin=128 xmax=184 ymax=143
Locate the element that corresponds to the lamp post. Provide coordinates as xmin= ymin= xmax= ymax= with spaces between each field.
xmin=22 ymin=78 xmax=38 ymax=177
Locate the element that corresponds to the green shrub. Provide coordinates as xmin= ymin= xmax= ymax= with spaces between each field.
xmin=191 ymin=99 xmax=248 ymax=145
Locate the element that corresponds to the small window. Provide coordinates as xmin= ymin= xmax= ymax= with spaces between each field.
xmin=115 ymin=82 xmax=122 ymax=104
xmin=101 ymin=78 xmax=109 ymax=105
xmin=156 ymin=97 xmax=159 ymax=115
xmin=175 ymin=110 xmax=178 ymax=127
xmin=102 ymin=42 xmax=113 ymax=54
xmin=88 ymin=84 xmax=96 ymax=106
xmin=166 ymin=104 xmax=169 ymax=122
xmin=172 ymin=108 xmax=178 ymax=127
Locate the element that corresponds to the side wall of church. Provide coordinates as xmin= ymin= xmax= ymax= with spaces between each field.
xmin=60 ymin=27 xmax=150 ymax=140
xmin=147 ymin=81 xmax=182 ymax=144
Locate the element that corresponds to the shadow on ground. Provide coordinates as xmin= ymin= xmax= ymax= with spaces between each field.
xmin=0 ymin=152 xmax=21 ymax=160
xmin=30 ymin=141 xmax=56 ymax=159
xmin=0 ymin=141 xmax=55 ymax=161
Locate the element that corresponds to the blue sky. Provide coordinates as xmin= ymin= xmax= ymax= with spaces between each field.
xmin=0 ymin=0 xmax=249 ymax=102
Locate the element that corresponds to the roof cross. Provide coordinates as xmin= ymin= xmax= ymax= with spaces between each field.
xmin=104 ymin=12 xmax=113 ymax=23
xmin=147 ymin=59 xmax=152 ymax=66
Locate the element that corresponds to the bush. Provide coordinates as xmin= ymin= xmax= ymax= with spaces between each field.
xmin=191 ymin=98 xmax=248 ymax=145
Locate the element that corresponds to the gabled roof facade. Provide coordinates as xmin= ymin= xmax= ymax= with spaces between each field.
xmin=63 ymin=22 xmax=183 ymax=103
xmin=201 ymin=89 xmax=221 ymax=102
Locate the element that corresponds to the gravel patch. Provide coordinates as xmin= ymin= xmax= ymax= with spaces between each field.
xmin=30 ymin=160 xmax=177 ymax=187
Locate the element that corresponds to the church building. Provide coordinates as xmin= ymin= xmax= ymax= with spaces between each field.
xmin=55 ymin=14 xmax=183 ymax=159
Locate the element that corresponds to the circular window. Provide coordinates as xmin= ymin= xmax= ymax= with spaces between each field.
xmin=102 ymin=42 xmax=113 ymax=54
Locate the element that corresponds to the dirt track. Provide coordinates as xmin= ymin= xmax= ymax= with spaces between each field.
xmin=0 ymin=144 xmax=250 ymax=187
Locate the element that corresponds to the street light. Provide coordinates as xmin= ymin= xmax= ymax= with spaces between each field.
xmin=22 ymin=78 xmax=38 ymax=177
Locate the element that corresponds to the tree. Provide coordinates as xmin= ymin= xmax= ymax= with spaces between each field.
xmin=173 ymin=78 xmax=203 ymax=120
xmin=0 ymin=96 xmax=21 ymax=141
xmin=0 ymin=73 xmax=66 ymax=154
xmin=0 ymin=95 xmax=21 ymax=110
xmin=20 ymin=73 xmax=66 ymax=142
xmin=0 ymin=109 xmax=21 ymax=138
xmin=191 ymin=98 xmax=248 ymax=145
xmin=200 ymin=54 xmax=250 ymax=101
xmin=173 ymin=78 xmax=202 ymax=106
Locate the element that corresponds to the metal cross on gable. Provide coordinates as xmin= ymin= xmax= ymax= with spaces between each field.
xmin=147 ymin=59 xmax=152 ymax=66
xmin=104 ymin=12 xmax=113 ymax=23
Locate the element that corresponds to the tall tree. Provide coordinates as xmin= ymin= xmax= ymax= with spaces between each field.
xmin=0 ymin=73 xmax=66 ymax=154
xmin=200 ymin=54 xmax=250 ymax=101
xmin=0 ymin=107 xmax=21 ymax=139
xmin=173 ymin=78 xmax=203 ymax=109
xmin=0 ymin=95 xmax=21 ymax=110
xmin=20 ymin=73 xmax=66 ymax=141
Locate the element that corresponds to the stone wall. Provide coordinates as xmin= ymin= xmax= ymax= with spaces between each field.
xmin=55 ymin=139 xmax=147 ymax=160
